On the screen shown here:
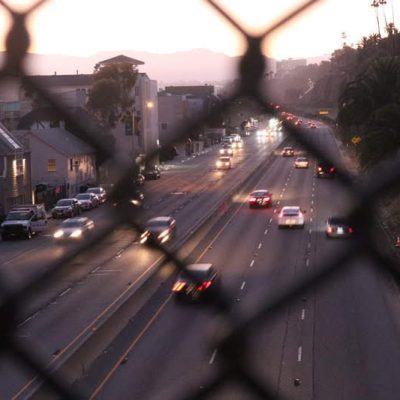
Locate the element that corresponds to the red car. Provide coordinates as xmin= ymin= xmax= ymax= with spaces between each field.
xmin=248 ymin=190 xmax=272 ymax=208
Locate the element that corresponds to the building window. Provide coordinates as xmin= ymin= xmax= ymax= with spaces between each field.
xmin=48 ymin=159 xmax=56 ymax=172
xmin=161 ymin=122 xmax=168 ymax=130
xmin=70 ymin=158 xmax=73 ymax=171
xmin=50 ymin=120 xmax=60 ymax=128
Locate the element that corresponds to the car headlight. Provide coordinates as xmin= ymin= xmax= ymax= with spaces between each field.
xmin=216 ymin=161 xmax=222 ymax=167
xmin=158 ymin=229 xmax=169 ymax=239
xmin=53 ymin=230 xmax=64 ymax=238
xmin=140 ymin=231 xmax=149 ymax=244
xmin=70 ymin=229 xmax=82 ymax=238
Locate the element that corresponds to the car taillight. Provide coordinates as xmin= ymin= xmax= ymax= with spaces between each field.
xmin=265 ymin=197 xmax=270 ymax=201
xmin=249 ymin=197 xmax=256 ymax=202
xmin=198 ymin=281 xmax=212 ymax=292
xmin=348 ymin=227 xmax=353 ymax=233
xmin=318 ymin=167 xmax=322 ymax=171
xmin=298 ymin=212 xmax=303 ymax=217
xmin=330 ymin=167 xmax=335 ymax=172
xmin=327 ymin=227 xmax=333 ymax=233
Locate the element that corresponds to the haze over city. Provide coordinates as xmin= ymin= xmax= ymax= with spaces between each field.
xmin=0 ymin=0 xmax=396 ymax=60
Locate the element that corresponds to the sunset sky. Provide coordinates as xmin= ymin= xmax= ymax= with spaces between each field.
xmin=0 ymin=0 xmax=396 ymax=60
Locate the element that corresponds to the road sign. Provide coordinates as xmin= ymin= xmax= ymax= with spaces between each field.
xmin=351 ymin=136 xmax=362 ymax=145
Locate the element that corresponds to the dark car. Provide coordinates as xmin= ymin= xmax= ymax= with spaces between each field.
xmin=140 ymin=216 xmax=176 ymax=244
xmin=326 ymin=217 xmax=353 ymax=238
xmin=51 ymin=198 xmax=81 ymax=219
xmin=282 ymin=146 xmax=295 ymax=157
xmin=53 ymin=217 xmax=94 ymax=242
xmin=143 ymin=166 xmax=161 ymax=180
xmin=248 ymin=189 xmax=272 ymax=208
xmin=135 ymin=173 xmax=145 ymax=186
xmin=316 ymin=162 xmax=335 ymax=178
xmin=172 ymin=263 xmax=220 ymax=302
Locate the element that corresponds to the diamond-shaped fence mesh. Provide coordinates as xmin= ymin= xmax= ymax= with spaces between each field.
xmin=1 ymin=0 xmax=400 ymax=399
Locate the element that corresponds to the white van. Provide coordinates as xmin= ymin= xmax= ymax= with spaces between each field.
xmin=1 ymin=204 xmax=48 ymax=240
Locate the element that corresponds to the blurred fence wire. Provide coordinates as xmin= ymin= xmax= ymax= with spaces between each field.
xmin=2 ymin=0 xmax=400 ymax=399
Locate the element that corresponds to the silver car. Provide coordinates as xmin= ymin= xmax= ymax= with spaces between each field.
xmin=278 ymin=206 xmax=305 ymax=228
xmin=75 ymin=192 xmax=99 ymax=210
xmin=86 ymin=187 xmax=107 ymax=203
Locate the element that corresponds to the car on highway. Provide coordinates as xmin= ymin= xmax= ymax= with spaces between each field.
xmin=86 ymin=187 xmax=107 ymax=203
xmin=140 ymin=216 xmax=176 ymax=244
xmin=294 ymin=157 xmax=309 ymax=168
xmin=326 ymin=217 xmax=353 ymax=238
xmin=248 ymin=190 xmax=272 ymax=208
xmin=172 ymin=263 xmax=220 ymax=302
xmin=282 ymin=147 xmax=295 ymax=157
xmin=308 ymin=122 xmax=317 ymax=129
xmin=231 ymin=139 xmax=243 ymax=149
xmin=216 ymin=156 xmax=231 ymax=170
xmin=219 ymin=144 xmax=233 ymax=156
xmin=222 ymin=136 xmax=234 ymax=144
xmin=316 ymin=161 xmax=335 ymax=178
xmin=53 ymin=217 xmax=94 ymax=242
xmin=75 ymin=192 xmax=99 ymax=210
xmin=143 ymin=166 xmax=161 ymax=180
xmin=51 ymin=198 xmax=81 ymax=219
xmin=278 ymin=206 xmax=305 ymax=228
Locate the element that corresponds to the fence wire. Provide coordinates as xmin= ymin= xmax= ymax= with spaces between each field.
xmin=1 ymin=0 xmax=400 ymax=399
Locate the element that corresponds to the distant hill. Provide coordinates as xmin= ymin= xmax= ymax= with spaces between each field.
xmin=0 ymin=49 xmax=278 ymax=87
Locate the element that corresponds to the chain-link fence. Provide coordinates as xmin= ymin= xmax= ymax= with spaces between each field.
xmin=1 ymin=0 xmax=400 ymax=398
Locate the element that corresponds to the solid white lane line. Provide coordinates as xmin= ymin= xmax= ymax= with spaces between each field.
xmin=298 ymin=346 xmax=302 ymax=362
xmin=264 ymin=229 xmax=268 ymax=235
xmin=310 ymin=217 xmax=313 ymax=222
xmin=307 ymin=243 xmax=311 ymax=249
xmin=59 ymin=288 xmax=71 ymax=297
xmin=240 ymin=281 xmax=246 ymax=290
xmin=306 ymin=259 xmax=310 ymax=267
xmin=209 ymin=349 xmax=217 ymax=364
xmin=258 ymin=243 xmax=262 ymax=249
xmin=250 ymin=260 xmax=255 ymax=267
xmin=309 ymin=229 xmax=312 ymax=234
xmin=269 ymin=218 xmax=273 ymax=223
xmin=301 ymin=309 xmax=306 ymax=320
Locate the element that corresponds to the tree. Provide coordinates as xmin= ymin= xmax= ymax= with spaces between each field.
xmin=87 ymin=62 xmax=138 ymax=128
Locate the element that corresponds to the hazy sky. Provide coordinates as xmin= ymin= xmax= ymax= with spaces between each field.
xmin=0 ymin=0 xmax=396 ymax=60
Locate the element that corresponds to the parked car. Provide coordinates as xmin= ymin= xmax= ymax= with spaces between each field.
xmin=326 ymin=217 xmax=353 ymax=238
xmin=51 ymin=198 xmax=81 ymax=219
xmin=140 ymin=216 xmax=176 ymax=244
xmin=143 ymin=166 xmax=161 ymax=180
xmin=248 ymin=190 xmax=272 ymax=208
xmin=135 ymin=173 xmax=145 ymax=186
xmin=75 ymin=192 xmax=99 ymax=210
xmin=53 ymin=217 xmax=94 ymax=242
xmin=172 ymin=263 xmax=220 ymax=302
xmin=278 ymin=206 xmax=305 ymax=228
xmin=1 ymin=204 xmax=48 ymax=240
xmin=86 ymin=187 xmax=107 ymax=203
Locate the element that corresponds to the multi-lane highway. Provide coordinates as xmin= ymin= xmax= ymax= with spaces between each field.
xmin=2 ymin=122 xmax=400 ymax=400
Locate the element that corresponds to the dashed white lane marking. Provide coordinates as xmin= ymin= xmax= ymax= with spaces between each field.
xmin=276 ymin=201 xmax=280 ymax=205
xmin=18 ymin=312 xmax=39 ymax=328
xmin=311 ymin=200 xmax=314 ymax=205
xmin=280 ymin=194 xmax=283 ymax=198
xmin=282 ymin=188 xmax=286 ymax=192
xmin=240 ymin=281 xmax=246 ymax=290
xmin=258 ymin=243 xmax=262 ymax=249
xmin=309 ymin=229 xmax=312 ymax=234
xmin=209 ymin=349 xmax=217 ymax=364
xmin=311 ymin=193 xmax=315 ymax=197
xmin=264 ymin=229 xmax=268 ymax=235
xmin=298 ymin=346 xmax=303 ymax=362
xmin=310 ymin=208 xmax=314 ymax=213
xmin=307 ymin=243 xmax=311 ymax=249
xmin=306 ymin=259 xmax=310 ymax=267
xmin=269 ymin=218 xmax=273 ymax=223
xmin=310 ymin=217 xmax=313 ymax=223
xmin=301 ymin=309 xmax=306 ymax=320
xmin=59 ymin=288 xmax=71 ymax=297
xmin=250 ymin=260 xmax=255 ymax=267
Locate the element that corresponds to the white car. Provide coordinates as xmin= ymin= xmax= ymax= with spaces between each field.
xmin=278 ymin=206 xmax=305 ymax=228
xmin=216 ymin=156 xmax=231 ymax=170
xmin=294 ymin=157 xmax=309 ymax=168
xmin=53 ymin=217 xmax=94 ymax=242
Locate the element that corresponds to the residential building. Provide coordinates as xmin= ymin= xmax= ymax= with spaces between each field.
xmin=0 ymin=123 xmax=31 ymax=216
xmin=13 ymin=124 xmax=96 ymax=198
